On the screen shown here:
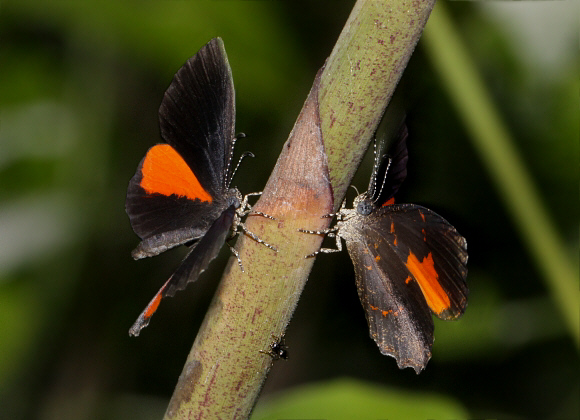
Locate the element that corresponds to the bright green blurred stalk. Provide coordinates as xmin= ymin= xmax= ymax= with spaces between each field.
xmin=422 ymin=2 xmax=579 ymax=349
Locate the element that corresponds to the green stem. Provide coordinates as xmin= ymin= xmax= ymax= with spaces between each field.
xmin=422 ymin=2 xmax=579 ymax=348
xmin=164 ymin=0 xmax=436 ymax=418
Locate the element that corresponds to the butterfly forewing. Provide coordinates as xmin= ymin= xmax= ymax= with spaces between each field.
xmin=126 ymin=155 xmax=221 ymax=244
xmin=159 ymin=37 xmax=235 ymax=195
xmin=371 ymin=204 xmax=468 ymax=320
xmin=126 ymin=38 xmax=235 ymax=254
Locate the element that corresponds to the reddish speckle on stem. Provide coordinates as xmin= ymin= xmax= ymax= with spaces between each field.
xmin=235 ymin=380 xmax=243 ymax=392
xmin=390 ymin=35 xmax=396 ymax=44
xmin=202 ymin=367 xmax=219 ymax=407
xmin=378 ymin=39 xmax=385 ymax=45
xmin=252 ymin=307 xmax=263 ymax=324
xmin=329 ymin=113 xmax=336 ymax=129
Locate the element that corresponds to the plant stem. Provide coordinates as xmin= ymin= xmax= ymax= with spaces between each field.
xmin=164 ymin=0 xmax=436 ymax=418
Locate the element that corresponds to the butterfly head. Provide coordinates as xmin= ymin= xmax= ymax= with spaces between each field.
xmin=353 ymin=193 xmax=375 ymax=217
xmin=226 ymin=187 xmax=243 ymax=209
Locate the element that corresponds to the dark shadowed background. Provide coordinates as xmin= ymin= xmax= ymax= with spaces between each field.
xmin=1 ymin=1 xmax=578 ymax=419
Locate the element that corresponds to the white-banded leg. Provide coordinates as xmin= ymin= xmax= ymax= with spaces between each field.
xmin=239 ymin=222 xmax=278 ymax=252
xmin=307 ymin=199 xmax=347 ymax=222
xmin=240 ymin=191 xmax=262 ymax=212
xmin=247 ymin=210 xmax=275 ymax=219
xmin=297 ymin=200 xmax=347 ymax=257
xmin=240 ymin=192 xmax=277 ymax=221
xmin=232 ymin=201 xmax=278 ymax=252
xmin=298 ymin=226 xmax=343 ymax=258
xmin=226 ymin=241 xmax=244 ymax=272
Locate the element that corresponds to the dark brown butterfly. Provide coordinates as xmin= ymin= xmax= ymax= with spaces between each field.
xmin=301 ymin=126 xmax=468 ymax=373
xmin=126 ymin=38 xmax=275 ymax=336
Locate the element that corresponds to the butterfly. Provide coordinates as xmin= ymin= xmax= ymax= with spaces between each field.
xmin=300 ymin=125 xmax=468 ymax=373
xmin=126 ymin=38 xmax=275 ymax=337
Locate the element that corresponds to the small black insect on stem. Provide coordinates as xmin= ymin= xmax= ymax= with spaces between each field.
xmin=260 ymin=334 xmax=289 ymax=361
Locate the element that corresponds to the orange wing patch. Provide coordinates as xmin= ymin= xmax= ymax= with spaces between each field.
xmin=405 ymin=251 xmax=451 ymax=315
xmin=140 ymin=144 xmax=212 ymax=202
xmin=390 ymin=222 xmax=398 ymax=246
xmin=144 ymin=291 xmax=163 ymax=319
xmin=382 ymin=197 xmax=395 ymax=207
xmin=370 ymin=305 xmax=393 ymax=317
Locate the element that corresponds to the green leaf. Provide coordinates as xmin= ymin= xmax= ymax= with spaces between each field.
xmin=252 ymin=378 xmax=469 ymax=420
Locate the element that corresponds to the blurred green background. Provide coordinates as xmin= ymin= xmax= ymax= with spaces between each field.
xmin=1 ymin=1 xmax=578 ymax=419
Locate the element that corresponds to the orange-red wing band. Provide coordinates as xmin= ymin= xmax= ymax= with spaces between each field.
xmin=382 ymin=197 xmax=395 ymax=207
xmin=140 ymin=144 xmax=213 ymax=202
xmin=129 ymin=277 xmax=171 ymax=337
xmin=405 ymin=251 xmax=451 ymax=315
xmin=144 ymin=291 xmax=162 ymax=319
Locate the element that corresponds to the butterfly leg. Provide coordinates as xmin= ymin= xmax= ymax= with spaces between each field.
xmin=239 ymin=223 xmax=278 ymax=252
xmin=230 ymin=206 xmax=278 ymax=252
xmin=248 ymin=211 xmax=276 ymax=220
xmin=297 ymin=226 xmax=343 ymax=258
xmin=240 ymin=191 xmax=262 ymax=213
xmin=226 ymin=242 xmax=244 ymax=272
xmin=240 ymin=192 xmax=277 ymax=220
xmin=312 ymin=199 xmax=347 ymax=221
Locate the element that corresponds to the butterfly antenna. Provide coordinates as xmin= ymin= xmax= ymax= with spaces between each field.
xmin=368 ymin=138 xmax=381 ymax=197
xmin=231 ymin=151 xmax=255 ymax=182
xmin=372 ymin=156 xmax=392 ymax=204
xmin=349 ymin=185 xmax=360 ymax=197
xmin=226 ymin=133 xmax=247 ymax=187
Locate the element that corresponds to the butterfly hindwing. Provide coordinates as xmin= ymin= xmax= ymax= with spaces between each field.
xmin=164 ymin=205 xmax=237 ymax=297
xmin=345 ymin=228 xmax=433 ymax=373
xmin=128 ymin=202 xmax=238 ymax=337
